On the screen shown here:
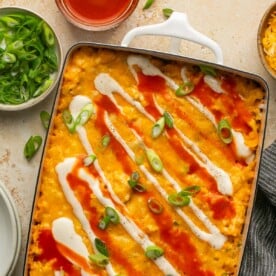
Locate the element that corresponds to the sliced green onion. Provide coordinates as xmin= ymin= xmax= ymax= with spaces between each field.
xmin=168 ymin=193 xmax=190 ymax=207
xmin=0 ymin=15 xmax=19 ymax=27
xmin=62 ymin=109 xmax=75 ymax=133
xmin=145 ymin=149 xmax=163 ymax=172
xmin=105 ymin=207 xmax=120 ymax=224
xmin=183 ymin=185 xmax=201 ymax=194
xmin=130 ymin=171 xmax=140 ymax=182
xmin=40 ymin=110 xmax=50 ymax=129
xmin=88 ymin=253 xmax=109 ymax=267
xmin=0 ymin=12 xmax=58 ymax=106
xmin=175 ymin=81 xmax=195 ymax=96
xmin=33 ymin=78 xmax=53 ymax=97
xmin=128 ymin=171 xmax=140 ymax=188
xmin=145 ymin=245 xmax=164 ymax=260
xmin=151 ymin=116 xmax=165 ymax=138
xmin=143 ymin=0 xmax=155 ymax=10
xmin=83 ymin=154 xmax=96 ymax=166
xmin=217 ymin=119 xmax=233 ymax=144
xmin=1 ymin=52 xmax=16 ymax=63
xmin=75 ymin=103 xmax=94 ymax=126
xmin=199 ymin=65 xmax=217 ymax=77
xmin=163 ymin=111 xmax=174 ymax=128
xmin=147 ymin=198 xmax=163 ymax=214
xmin=95 ymin=238 xmax=109 ymax=257
xmin=42 ymin=22 xmax=55 ymax=47
xmin=101 ymin=134 xmax=111 ymax=147
xmin=24 ymin=135 xmax=42 ymax=160
xmin=177 ymin=190 xmax=191 ymax=197
xmin=98 ymin=216 xmax=111 ymax=230
xmin=133 ymin=183 xmax=147 ymax=193
xmin=163 ymin=8 xmax=174 ymax=18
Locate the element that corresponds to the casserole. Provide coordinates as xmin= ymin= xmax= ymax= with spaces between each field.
xmin=24 ymin=13 xmax=268 ymax=276
xmin=23 ymin=43 xmax=268 ymax=276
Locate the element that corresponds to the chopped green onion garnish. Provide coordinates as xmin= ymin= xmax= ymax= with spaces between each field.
xmin=175 ymin=81 xmax=195 ymax=96
xmin=163 ymin=8 xmax=174 ymax=18
xmin=42 ymin=22 xmax=55 ymax=47
xmin=40 ymin=110 xmax=50 ymax=129
xmin=33 ymin=78 xmax=53 ymax=97
xmin=62 ymin=109 xmax=75 ymax=133
xmin=145 ymin=149 xmax=163 ymax=172
xmin=163 ymin=111 xmax=174 ymax=128
xmin=217 ymin=119 xmax=233 ymax=144
xmin=1 ymin=52 xmax=16 ymax=63
xmin=0 ymin=15 xmax=20 ymax=27
xmin=128 ymin=171 xmax=140 ymax=188
xmin=75 ymin=103 xmax=94 ymax=126
xmin=133 ymin=183 xmax=147 ymax=193
xmin=148 ymin=198 xmax=163 ymax=214
xmin=95 ymin=238 xmax=109 ymax=257
xmin=199 ymin=65 xmax=217 ymax=77
xmin=101 ymin=134 xmax=111 ymax=147
xmin=177 ymin=190 xmax=191 ymax=197
xmin=151 ymin=117 xmax=165 ymax=138
xmin=83 ymin=154 xmax=96 ymax=166
xmin=98 ymin=216 xmax=111 ymax=230
xmin=0 ymin=12 xmax=58 ymax=105
xmin=183 ymin=185 xmax=201 ymax=194
xmin=145 ymin=245 xmax=164 ymax=260
xmin=168 ymin=193 xmax=190 ymax=207
xmin=143 ymin=0 xmax=155 ymax=10
xmin=105 ymin=207 xmax=120 ymax=224
xmin=88 ymin=253 xmax=109 ymax=267
xmin=130 ymin=171 xmax=140 ymax=182
xmin=24 ymin=135 xmax=42 ymax=160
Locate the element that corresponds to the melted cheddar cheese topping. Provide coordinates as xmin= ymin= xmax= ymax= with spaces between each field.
xmin=26 ymin=47 xmax=265 ymax=276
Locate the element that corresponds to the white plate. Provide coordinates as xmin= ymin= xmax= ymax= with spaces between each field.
xmin=0 ymin=181 xmax=21 ymax=276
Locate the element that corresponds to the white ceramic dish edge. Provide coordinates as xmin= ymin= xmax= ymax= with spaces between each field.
xmin=0 ymin=180 xmax=21 ymax=276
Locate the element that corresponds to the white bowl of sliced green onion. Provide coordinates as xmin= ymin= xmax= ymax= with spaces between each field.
xmin=0 ymin=7 xmax=62 ymax=111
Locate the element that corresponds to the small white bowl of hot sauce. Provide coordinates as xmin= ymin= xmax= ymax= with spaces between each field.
xmin=55 ymin=0 xmax=139 ymax=31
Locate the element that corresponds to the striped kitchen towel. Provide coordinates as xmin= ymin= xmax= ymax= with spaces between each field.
xmin=240 ymin=140 xmax=276 ymax=275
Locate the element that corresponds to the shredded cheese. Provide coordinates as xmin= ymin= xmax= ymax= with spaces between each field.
xmin=262 ymin=11 xmax=276 ymax=71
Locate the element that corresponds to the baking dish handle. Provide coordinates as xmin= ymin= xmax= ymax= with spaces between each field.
xmin=121 ymin=12 xmax=223 ymax=64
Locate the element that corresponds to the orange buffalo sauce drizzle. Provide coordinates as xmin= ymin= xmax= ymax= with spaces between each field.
xmin=94 ymin=98 xmax=133 ymax=175
xmin=136 ymin=72 xmax=236 ymax=219
xmin=192 ymin=77 xmax=252 ymax=134
xmin=205 ymin=193 xmax=236 ymax=220
xmin=67 ymin=171 xmax=142 ymax=275
xmin=137 ymin=71 xmax=239 ymax=163
xmin=94 ymin=83 xmax=235 ymax=220
xmin=143 ymin=193 xmax=214 ymax=276
xmin=36 ymin=229 xmax=82 ymax=275
xmin=92 ymin=95 xmax=214 ymax=273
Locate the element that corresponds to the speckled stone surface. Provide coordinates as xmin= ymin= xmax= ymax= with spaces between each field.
xmin=0 ymin=0 xmax=275 ymax=275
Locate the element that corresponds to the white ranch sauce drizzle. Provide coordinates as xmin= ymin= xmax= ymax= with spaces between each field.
xmin=56 ymin=157 xmax=179 ymax=276
xmin=52 ymin=217 xmax=93 ymax=276
xmin=104 ymin=113 xmax=226 ymax=249
xmin=128 ymin=55 xmax=253 ymax=163
xmin=55 ymin=158 xmax=116 ymax=276
xmin=61 ymin=96 xmax=178 ymax=275
xmin=94 ymin=73 xmax=232 ymax=196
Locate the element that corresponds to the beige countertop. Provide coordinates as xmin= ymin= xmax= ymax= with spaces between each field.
xmin=0 ymin=0 xmax=275 ymax=275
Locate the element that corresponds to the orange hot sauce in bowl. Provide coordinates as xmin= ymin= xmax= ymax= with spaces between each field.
xmin=55 ymin=0 xmax=139 ymax=31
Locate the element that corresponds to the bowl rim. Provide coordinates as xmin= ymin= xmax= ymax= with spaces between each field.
xmin=0 ymin=180 xmax=21 ymax=276
xmin=0 ymin=6 xmax=63 ymax=111
xmin=257 ymin=2 xmax=276 ymax=79
xmin=55 ymin=0 xmax=139 ymax=31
